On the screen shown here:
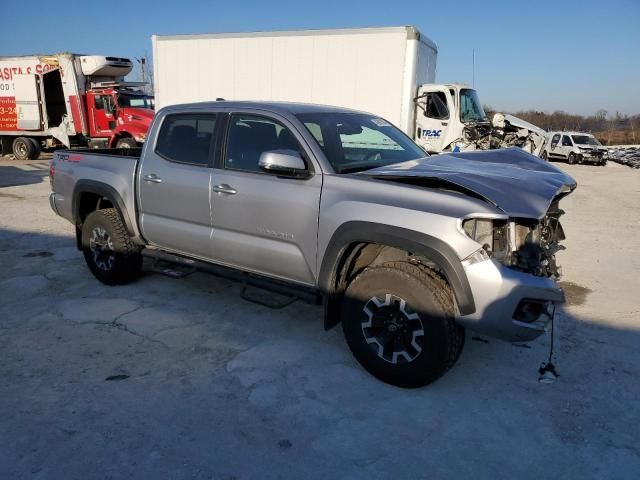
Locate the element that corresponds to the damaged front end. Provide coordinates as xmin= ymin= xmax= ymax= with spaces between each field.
xmin=452 ymin=113 xmax=547 ymax=157
xmin=462 ymin=197 xmax=567 ymax=279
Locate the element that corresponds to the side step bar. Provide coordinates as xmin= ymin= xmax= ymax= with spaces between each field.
xmin=142 ymin=248 xmax=322 ymax=306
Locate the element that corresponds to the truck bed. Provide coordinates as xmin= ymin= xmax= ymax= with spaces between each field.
xmin=50 ymin=147 xmax=143 ymax=240
xmin=61 ymin=147 xmax=143 ymax=158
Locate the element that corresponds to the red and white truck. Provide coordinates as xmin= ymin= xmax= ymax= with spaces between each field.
xmin=0 ymin=53 xmax=153 ymax=159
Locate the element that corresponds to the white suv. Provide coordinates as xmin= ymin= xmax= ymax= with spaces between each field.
xmin=541 ymin=132 xmax=607 ymax=166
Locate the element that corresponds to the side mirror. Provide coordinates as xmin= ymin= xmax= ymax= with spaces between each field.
xmin=258 ymin=149 xmax=308 ymax=177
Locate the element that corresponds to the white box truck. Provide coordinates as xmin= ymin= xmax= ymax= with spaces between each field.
xmin=0 ymin=54 xmax=153 ymax=159
xmin=152 ymin=26 xmax=546 ymax=155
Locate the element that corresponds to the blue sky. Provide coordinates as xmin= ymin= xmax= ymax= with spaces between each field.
xmin=4 ymin=0 xmax=639 ymax=116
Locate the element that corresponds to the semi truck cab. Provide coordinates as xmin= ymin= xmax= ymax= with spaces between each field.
xmin=415 ymin=84 xmax=490 ymax=153
xmin=86 ymin=85 xmax=154 ymax=148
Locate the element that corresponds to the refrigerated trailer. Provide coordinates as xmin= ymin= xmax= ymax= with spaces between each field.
xmin=152 ymin=26 xmax=546 ymax=155
xmin=0 ymin=54 xmax=153 ymax=159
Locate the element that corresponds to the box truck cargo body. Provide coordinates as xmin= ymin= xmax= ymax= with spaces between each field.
xmin=153 ymin=26 xmax=547 ymax=155
xmin=152 ymin=27 xmax=437 ymax=135
xmin=0 ymin=53 xmax=153 ymax=159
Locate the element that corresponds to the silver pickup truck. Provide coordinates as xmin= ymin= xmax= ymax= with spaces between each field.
xmin=49 ymin=101 xmax=576 ymax=387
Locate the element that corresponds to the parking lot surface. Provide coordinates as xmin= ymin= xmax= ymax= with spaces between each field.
xmin=1 ymin=156 xmax=639 ymax=479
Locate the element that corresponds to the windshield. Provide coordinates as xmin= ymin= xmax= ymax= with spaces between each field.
xmin=572 ymin=135 xmax=601 ymax=146
xmin=459 ymin=89 xmax=487 ymax=123
xmin=296 ymin=112 xmax=427 ymax=173
xmin=117 ymin=93 xmax=154 ymax=109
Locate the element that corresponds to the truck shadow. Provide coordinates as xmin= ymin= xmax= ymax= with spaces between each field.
xmin=3 ymin=227 xmax=640 ymax=478
xmin=2 ymin=226 xmax=637 ymax=394
xmin=0 ymin=161 xmax=50 ymax=188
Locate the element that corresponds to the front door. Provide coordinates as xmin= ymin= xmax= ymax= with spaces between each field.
xmin=560 ymin=135 xmax=574 ymax=158
xmin=138 ymin=112 xmax=218 ymax=260
xmin=414 ymin=88 xmax=453 ymax=153
xmin=90 ymin=93 xmax=116 ymax=137
xmin=210 ymin=112 xmax=321 ymax=285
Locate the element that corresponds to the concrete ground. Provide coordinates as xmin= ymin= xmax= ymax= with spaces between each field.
xmin=0 ymin=155 xmax=638 ymax=479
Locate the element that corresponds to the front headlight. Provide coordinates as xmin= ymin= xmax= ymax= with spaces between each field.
xmin=461 ymin=248 xmax=491 ymax=267
xmin=462 ymin=218 xmax=508 ymax=255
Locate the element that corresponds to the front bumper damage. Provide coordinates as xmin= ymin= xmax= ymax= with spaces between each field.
xmin=576 ymin=149 xmax=607 ymax=165
xmin=458 ymin=259 xmax=563 ymax=342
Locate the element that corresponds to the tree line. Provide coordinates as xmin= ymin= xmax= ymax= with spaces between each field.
xmin=485 ymin=108 xmax=640 ymax=146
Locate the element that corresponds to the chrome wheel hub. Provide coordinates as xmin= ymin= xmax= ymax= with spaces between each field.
xmin=89 ymin=227 xmax=114 ymax=271
xmin=362 ymin=294 xmax=424 ymax=364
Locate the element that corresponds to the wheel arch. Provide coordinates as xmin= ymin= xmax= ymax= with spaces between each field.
xmin=318 ymin=221 xmax=476 ymax=330
xmin=72 ymin=180 xmax=136 ymax=247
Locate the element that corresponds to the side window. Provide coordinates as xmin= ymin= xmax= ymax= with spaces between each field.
xmin=562 ymin=135 xmax=573 ymax=147
xmin=304 ymin=122 xmax=324 ymax=146
xmin=94 ymin=95 xmax=104 ymax=110
xmin=424 ymin=92 xmax=449 ymax=120
xmin=155 ymin=113 xmax=217 ymax=166
xmin=550 ymin=134 xmax=561 ymax=149
xmin=225 ymin=114 xmax=301 ymax=173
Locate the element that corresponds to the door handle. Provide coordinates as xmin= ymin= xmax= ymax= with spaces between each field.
xmin=212 ymin=184 xmax=237 ymax=195
xmin=143 ymin=174 xmax=162 ymax=184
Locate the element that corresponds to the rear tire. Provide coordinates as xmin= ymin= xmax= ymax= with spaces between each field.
xmin=81 ymin=208 xmax=142 ymax=285
xmin=540 ymin=151 xmax=548 ymax=161
xmin=27 ymin=138 xmax=41 ymax=160
xmin=12 ymin=137 xmax=36 ymax=160
xmin=116 ymin=137 xmax=137 ymax=149
xmin=341 ymin=261 xmax=464 ymax=388
xmin=568 ymin=152 xmax=576 ymax=165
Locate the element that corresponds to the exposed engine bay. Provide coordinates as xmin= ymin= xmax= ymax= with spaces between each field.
xmin=454 ymin=113 xmax=548 ymax=157
xmin=462 ymin=198 xmax=567 ymax=279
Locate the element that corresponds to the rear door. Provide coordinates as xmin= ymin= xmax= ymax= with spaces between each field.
xmin=13 ymin=75 xmax=43 ymax=130
xmin=138 ymin=111 xmax=218 ymax=260
xmin=210 ymin=111 xmax=322 ymax=285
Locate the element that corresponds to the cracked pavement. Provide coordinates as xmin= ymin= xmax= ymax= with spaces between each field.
xmin=1 ymin=156 xmax=639 ymax=479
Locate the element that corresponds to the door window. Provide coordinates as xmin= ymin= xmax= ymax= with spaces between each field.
xmin=423 ymin=92 xmax=449 ymax=120
xmin=561 ymin=135 xmax=573 ymax=147
xmin=224 ymin=114 xmax=302 ymax=173
xmin=155 ymin=113 xmax=217 ymax=166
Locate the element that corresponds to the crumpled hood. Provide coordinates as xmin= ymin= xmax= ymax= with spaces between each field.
xmin=359 ymin=147 xmax=577 ymax=219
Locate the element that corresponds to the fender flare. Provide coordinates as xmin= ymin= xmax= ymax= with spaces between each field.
xmin=318 ymin=221 xmax=476 ymax=319
xmin=72 ymin=180 xmax=136 ymax=236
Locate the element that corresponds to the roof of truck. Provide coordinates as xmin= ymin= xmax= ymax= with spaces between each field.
xmin=160 ymin=100 xmax=369 ymax=115
xmin=153 ymin=26 xmax=438 ymax=52
xmin=549 ymin=131 xmax=596 ymax=137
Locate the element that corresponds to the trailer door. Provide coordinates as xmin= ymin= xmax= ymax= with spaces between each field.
xmin=14 ymin=75 xmax=43 ymax=130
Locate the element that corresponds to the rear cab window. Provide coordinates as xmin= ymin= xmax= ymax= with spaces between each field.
xmin=155 ymin=113 xmax=217 ymax=166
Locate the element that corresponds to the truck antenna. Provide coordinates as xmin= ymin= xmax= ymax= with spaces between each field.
xmin=472 ymin=48 xmax=475 ymax=88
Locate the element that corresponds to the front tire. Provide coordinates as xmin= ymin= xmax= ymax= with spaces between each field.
xmin=341 ymin=261 xmax=464 ymax=388
xmin=115 ymin=137 xmax=137 ymax=149
xmin=81 ymin=208 xmax=142 ymax=285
